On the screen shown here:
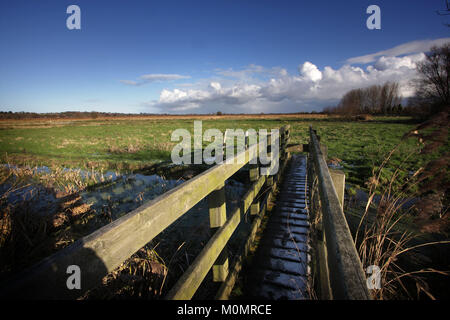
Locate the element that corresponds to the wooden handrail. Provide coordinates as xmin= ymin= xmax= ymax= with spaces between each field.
xmin=0 ymin=125 xmax=290 ymax=300
xmin=309 ymin=126 xmax=371 ymax=300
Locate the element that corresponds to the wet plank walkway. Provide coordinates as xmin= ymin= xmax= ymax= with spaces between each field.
xmin=244 ymin=154 xmax=311 ymax=299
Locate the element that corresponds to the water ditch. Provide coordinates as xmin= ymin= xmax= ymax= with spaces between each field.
xmin=0 ymin=163 xmax=256 ymax=298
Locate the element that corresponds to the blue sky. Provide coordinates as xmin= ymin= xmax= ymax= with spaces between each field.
xmin=0 ymin=0 xmax=449 ymax=114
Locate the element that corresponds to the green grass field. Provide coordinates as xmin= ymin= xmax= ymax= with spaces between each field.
xmin=0 ymin=115 xmax=448 ymax=299
xmin=0 ymin=115 xmax=439 ymax=190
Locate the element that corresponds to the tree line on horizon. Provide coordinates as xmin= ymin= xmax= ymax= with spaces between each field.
xmin=0 ymin=111 xmax=160 ymax=120
xmin=324 ymin=42 xmax=450 ymax=118
xmin=322 ymin=81 xmax=403 ymax=116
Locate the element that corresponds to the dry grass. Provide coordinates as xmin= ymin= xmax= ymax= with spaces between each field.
xmin=107 ymin=143 xmax=143 ymax=154
xmin=0 ymin=164 xmax=115 ymax=278
xmin=355 ymin=142 xmax=450 ymax=299
xmin=82 ymin=245 xmax=168 ymax=299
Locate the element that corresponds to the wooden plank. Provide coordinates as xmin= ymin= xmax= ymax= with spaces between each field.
xmin=309 ymin=126 xmax=371 ymax=300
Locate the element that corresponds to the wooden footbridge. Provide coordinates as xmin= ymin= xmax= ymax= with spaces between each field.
xmin=0 ymin=126 xmax=371 ymax=300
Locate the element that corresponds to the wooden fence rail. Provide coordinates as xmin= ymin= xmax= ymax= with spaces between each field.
xmin=308 ymin=126 xmax=371 ymax=300
xmin=0 ymin=125 xmax=290 ymax=300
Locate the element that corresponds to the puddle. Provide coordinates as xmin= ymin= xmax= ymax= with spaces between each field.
xmin=345 ymin=184 xmax=418 ymax=211
xmin=327 ymin=160 xmax=354 ymax=171
xmin=0 ymin=163 xmax=250 ymax=251
xmin=79 ymin=173 xmax=180 ymax=220
xmin=1 ymin=163 xmax=254 ymax=298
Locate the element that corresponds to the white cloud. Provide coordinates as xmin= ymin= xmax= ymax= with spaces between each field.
xmin=300 ymin=62 xmax=322 ymax=82
xmin=373 ymin=53 xmax=425 ymax=71
xmin=346 ymin=38 xmax=450 ymax=64
xmin=142 ymin=38 xmax=447 ymax=113
xmin=140 ymin=74 xmax=191 ymax=81
xmin=209 ymin=82 xmax=222 ymax=91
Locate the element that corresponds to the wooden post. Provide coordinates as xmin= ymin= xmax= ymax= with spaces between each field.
xmin=250 ymin=201 xmax=260 ymax=215
xmin=213 ymin=251 xmax=229 ymax=282
xmin=260 ymin=132 xmax=272 ymax=176
xmin=207 ymin=182 xmax=229 ymax=282
xmin=249 ymin=137 xmax=259 ymax=182
xmin=249 ymin=163 xmax=259 ymax=182
xmin=208 ymin=182 xmax=227 ymax=228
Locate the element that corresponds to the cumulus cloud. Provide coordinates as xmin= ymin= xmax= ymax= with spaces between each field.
xmin=150 ymin=54 xmax=422 ymax=113
xmin=373 ymin=53 xmax=425 ymax=71
xmin=300 ymin=62 xmax=322 ymax=82
xmin=120 ymin=73 xmax=191 ymax=86
xmin=154 ymin=82 xmax=263 ymax=112
xmin=141 ymin=39 xmax=448 ymax=113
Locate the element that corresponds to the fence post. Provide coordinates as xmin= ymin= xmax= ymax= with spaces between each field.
xmin=258 ymin=133 xmax=273 ymax=179
xmin=250 ymin=201 xmax=260 ymax=216
xmin=249 ymin=133 xmax=260 ymax=182
xmin=267 ymin=132 xmax=273 ymax=175
xmin=207 ymin=182 xmax=229 ymax=282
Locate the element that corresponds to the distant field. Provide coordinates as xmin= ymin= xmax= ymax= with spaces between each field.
xmin=0 ymin=114 xmax=438 ymax=189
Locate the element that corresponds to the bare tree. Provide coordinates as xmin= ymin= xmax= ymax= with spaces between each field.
xmin=382 ymin=82 xmax=401 ymax=114
xmin=413 ymin=43 xmax=450 ymax=113
xmin=328 ymin=81 xmax=402 ymax=115
xmin=365 ymin=85 xmax=380 ymax=113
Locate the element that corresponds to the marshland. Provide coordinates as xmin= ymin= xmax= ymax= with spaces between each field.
xmin=0 ymin=112 xmax=448 ymax=299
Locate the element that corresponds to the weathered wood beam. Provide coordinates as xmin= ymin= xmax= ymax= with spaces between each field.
xmin=309 ymin=126 xmax=371 ymax=300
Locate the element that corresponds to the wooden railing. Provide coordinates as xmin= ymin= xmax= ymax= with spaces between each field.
xmin=307 ymin=126 xmax=371 ymax=300
xmin=0 ymin=125 xmax=291 ymax=300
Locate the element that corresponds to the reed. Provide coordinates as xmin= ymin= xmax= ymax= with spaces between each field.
xmin=355 ymin=138 xmax=449 ymax=299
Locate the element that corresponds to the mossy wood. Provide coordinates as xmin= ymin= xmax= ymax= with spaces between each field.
xmin=309 ymin=126 xmax=371 ymax=300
